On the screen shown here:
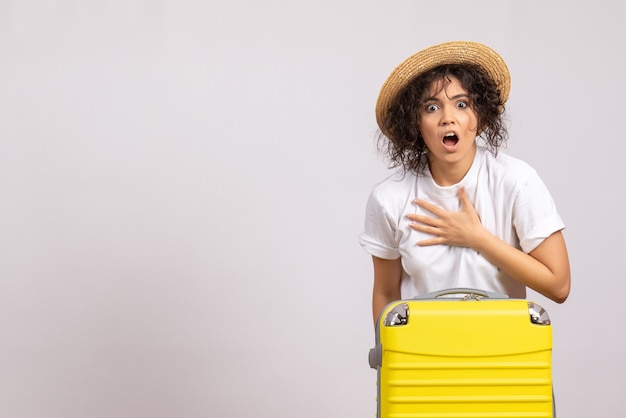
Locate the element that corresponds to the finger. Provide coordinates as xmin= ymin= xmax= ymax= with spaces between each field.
xmin=405 ymin=213 xmax=440 ymax=226
xmin=457 ymin=186 xmax=482 ymax=223
xmin=457 ymin=187 xmax=473 ymax=210
xmin=408 ymin=222 xmax=441 ymax=235
xmin=413 ymin=199 xmax=444 ymax=216
xmin=417 ymin=237 xmax=446 ymax=246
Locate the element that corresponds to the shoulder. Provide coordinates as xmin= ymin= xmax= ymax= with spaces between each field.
xmin=481 ymin=147 xmax=536 ymax=172
xmin=369 ymin=169 xmax=417 ymax=203
xmin=478 ymin=148 xmax=540 ymax=185
xmin=475 ymin=148 xmax=556 ymax=210
xmin=364 ymin=169 xmax=418 ymax=223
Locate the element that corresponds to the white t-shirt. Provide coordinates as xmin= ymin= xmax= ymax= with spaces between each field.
xmin=359 ymin=146 xmax=565 ymax=299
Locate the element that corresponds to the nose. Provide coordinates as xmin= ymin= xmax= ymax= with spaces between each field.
xmin=440 ymin=105 xmax=455 ymax=126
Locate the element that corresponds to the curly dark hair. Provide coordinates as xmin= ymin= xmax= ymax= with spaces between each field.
xmin=378 ymin=63 xmax=508 ymax=173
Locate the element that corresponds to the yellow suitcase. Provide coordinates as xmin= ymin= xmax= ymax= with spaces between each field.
xmin=369 ymin=288 xmax=554 ymax=418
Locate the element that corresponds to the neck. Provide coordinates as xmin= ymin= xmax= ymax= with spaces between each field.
xmin=428 ymin=149 xmax=476 ymax=187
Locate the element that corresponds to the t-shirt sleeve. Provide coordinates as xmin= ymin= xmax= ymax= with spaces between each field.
xmin=359 ymin=190 xmax=401 ymax=260
xmin=513 ymin=169 xmax=565 ymax=254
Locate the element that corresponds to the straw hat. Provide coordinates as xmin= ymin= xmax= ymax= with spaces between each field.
xmin=375 ymin=40 xmax=510 ymax=132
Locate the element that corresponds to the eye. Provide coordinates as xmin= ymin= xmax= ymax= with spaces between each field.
xmin=425 ymin=103 xmax=438 ymax=113
xmin=456 ymin=100 xmax=469 ymax=109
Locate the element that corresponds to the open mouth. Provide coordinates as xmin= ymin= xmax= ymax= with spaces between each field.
xmin=443 ymin=132 xmax=459 ymax=147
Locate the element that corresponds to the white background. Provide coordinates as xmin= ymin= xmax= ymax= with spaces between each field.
xmin=0 ymin=1 xmax=623 ymax=417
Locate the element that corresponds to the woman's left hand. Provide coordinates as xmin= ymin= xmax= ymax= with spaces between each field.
xmin=406 ymin=187 xmax=486 ymax=248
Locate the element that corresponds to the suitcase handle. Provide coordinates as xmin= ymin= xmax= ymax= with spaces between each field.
xmin=413 ymin=287 xmax=509 ymax=300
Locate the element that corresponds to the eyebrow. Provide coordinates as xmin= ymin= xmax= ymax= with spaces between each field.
xmin=424 ymin=93 xmax=470 ymax=102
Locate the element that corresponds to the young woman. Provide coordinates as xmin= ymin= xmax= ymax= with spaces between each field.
xmin=359 ymin=41 xmax=571 ymax=324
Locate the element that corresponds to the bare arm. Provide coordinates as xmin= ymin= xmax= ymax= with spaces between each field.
xmin=471 ymin=229 xmax=570 ymax=302
xmin=407 ymin=187 xmax=571 ymax=303
xmin=371 ymin=256 xmax=403 ymax=326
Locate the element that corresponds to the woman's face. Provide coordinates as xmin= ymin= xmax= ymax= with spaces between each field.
xmin=418 ymin=75 xmax=479 ymax=185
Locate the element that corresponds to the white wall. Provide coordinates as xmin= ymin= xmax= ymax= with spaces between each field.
xmin=0 ymin=1 xmax=623 ymax=417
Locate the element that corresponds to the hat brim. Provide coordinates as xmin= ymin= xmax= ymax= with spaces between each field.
xmin=375 ymin=41 xmax=510 ymax=132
